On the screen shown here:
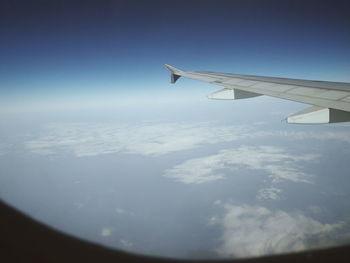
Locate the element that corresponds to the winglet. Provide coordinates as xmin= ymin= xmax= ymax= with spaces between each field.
xmin=164 ymin=64 xmax=183 ymax=83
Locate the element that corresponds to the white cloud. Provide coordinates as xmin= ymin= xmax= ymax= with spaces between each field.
xmin=163 ymin=146 xmax=317 ymax=186
xmin=101 ymin=227 xmax=112 ymax=237
xmin=24 ymin=121 xmax=350 ymax=158
xmin=25 ymin=122 xmax=248 ymax=157
xmin=256 ymin=186 xmax=282 ymax=200
xmin=214 ymin=202 xmax=342 ymax=258
xmin=163 ymin=153 xmax=226 ymax=184
xmin=25 ymin=122 xmax=340 ymax=201
xmin=0 ymin=143 xmax=10 ymax=156
xmin=115 ymin=208 xmax=125 ymax=215
xmin=164 ymin=146 xmax=318 ymax=200
xmin=119 ymin=239 xmax=133 ymax=250
xmin=248 ymin=130 xmax=350 ymax=143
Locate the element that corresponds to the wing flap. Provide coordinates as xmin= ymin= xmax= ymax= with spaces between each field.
xmin=208 ymin=88 xmax=261 ymax=100
xmin=287 ymin=106 xmax=350 ymax=124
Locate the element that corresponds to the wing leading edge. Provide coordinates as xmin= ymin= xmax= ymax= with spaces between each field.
xmin=164 ymin=64 xmax=350 ymax=124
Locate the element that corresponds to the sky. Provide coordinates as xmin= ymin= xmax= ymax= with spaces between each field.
xmin=1 ymin=1 xmax=350 ymax=260
xmin=1 ymin=0 xmax=350 ymax=109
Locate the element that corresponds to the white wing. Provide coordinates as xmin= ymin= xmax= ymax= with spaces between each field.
xmin=165 ymin=64 xmax=350 ymax=124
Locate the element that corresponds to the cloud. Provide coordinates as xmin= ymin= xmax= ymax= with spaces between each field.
xmin=247 ymin=130 xmax=350 ymax=143
xmin=213 ymin=202 xmax=342 ymax=258
xmin=163 ymin=145 xmax=318 ymax=200
xmin=115 ymin=208 xmax=125 ymax=215
xmin=0 ymin=143 xmax=10 ymax=156
xmin=25 ymin=122 xmax=339 ymax=201
xmin=163 ymin=153 xmax=226 ymax=184
xmin=163 ymin=145 xmax=317 ymax=185
xmin=101 ymin=227 xmax=112 ymax=237
xmin=256 ymin=186 xmax=282 ymax=200
xmin=72 ymin=202 xmax=84 ymax=209
xmin=119 ymin=239 xmax=133 ymax=250
xmin=24 ymin=121 xmax=350 ymax=158
xmin=25 ymin=122 xmax=248 ymax=157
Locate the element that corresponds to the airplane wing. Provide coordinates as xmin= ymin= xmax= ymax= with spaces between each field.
xmin=164 ymin=64 xmax=350 ymax=124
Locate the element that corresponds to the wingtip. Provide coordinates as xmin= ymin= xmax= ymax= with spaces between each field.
xmin=164 ymin=64 xmax=178 ymax=73
xmin=164 ymin=64 xmax=183 ymax=84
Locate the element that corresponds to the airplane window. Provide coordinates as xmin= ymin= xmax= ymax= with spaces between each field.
xmin=1 ymin=0 xmax=350 ymax=260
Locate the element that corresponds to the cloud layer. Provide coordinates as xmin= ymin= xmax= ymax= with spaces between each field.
xmin=213 ymin=202 xmax=342 ymax=258
xmin=0 ymin=143 xmax=10 ymax=156
xmin=25 ymin=122 xmax=248 ymax=157
xmin=163 ymin=146 xmax=318 ymax=199
xmin=25 ymin=121 xmax=350 ymax=159
xmin=253 ymin=130 xmax=350 ymax=143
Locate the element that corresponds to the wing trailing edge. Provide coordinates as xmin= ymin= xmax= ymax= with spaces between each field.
xmin=165 ymin=64 xmax=350 ymax=124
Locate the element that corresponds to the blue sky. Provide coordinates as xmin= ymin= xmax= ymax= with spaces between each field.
xmin=1 ymin=0 xmax=350 ymax=102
